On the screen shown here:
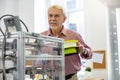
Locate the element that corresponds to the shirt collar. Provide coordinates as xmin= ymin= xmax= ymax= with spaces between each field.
xmin=47 ymin=26 xmax=67 ymax=36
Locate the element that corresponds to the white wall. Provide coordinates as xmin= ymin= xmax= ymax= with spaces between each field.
xmin=17 ymin=0 xmax=34 ymax=32
xmin=84 ymin=0 xmax=108 ymax=80
xmin=34 ymin=0 xmax=48 ymax=33
xmin=0 ymin=0 xmax=34 ymax=32
xmin=0 ymin=0 xmax=18 ymax=16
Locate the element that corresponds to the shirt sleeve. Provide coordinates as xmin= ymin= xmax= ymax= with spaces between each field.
xmin=77 ymin=34 xmax=93 ymax=59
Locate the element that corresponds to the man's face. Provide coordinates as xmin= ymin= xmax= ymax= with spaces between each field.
xmin=48 ymin=8 xmax=66 ymax=30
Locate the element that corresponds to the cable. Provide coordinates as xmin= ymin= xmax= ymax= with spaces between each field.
xmin=0 ymin=28 xmax=5 ymax=36
xmin=19 ymin=19 xmax=29 ymax=32
xmin=0 ymin=14 xmax=29 ymax=80
xmin=0 ymin=14 xmax=29 ymax=32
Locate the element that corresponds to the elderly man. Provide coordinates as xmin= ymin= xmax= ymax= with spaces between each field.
xmin=40 ymin=5 xmax=92 ymax=80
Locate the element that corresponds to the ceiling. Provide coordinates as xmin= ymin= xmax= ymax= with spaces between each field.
xmin=99 ymin=0 xmax=120 ymax=8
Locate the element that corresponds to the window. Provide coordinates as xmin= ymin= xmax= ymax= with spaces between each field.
xmin=69 ymin=23 xmax=77 ymax=31
xmin=67 ymin=0 xmax=76 ymax=10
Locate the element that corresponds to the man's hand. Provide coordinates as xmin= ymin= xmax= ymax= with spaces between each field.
xmin=76 ymin=42 xmax=85 ymax=54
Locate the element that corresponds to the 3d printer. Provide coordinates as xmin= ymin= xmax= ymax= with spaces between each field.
xmin=0 ymin=15 xmax=65 ymax=80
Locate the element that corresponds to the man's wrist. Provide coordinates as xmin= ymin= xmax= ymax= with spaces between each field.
xmin=81 ymin=48 xmax=88 ymax=54
xmin=84 ymin=48 xmax=88 ymax=54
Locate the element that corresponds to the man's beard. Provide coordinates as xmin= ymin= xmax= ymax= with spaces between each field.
xmin=50 ymin=26 xmax=58 ymax=30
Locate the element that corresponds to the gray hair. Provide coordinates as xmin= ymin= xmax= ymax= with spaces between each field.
xmin=48 ymin=5 xmax=66 ymax=17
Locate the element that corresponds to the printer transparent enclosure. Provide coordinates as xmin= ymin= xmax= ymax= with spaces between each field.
xmin=0 ymin=32 xmax=65 ymax=80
